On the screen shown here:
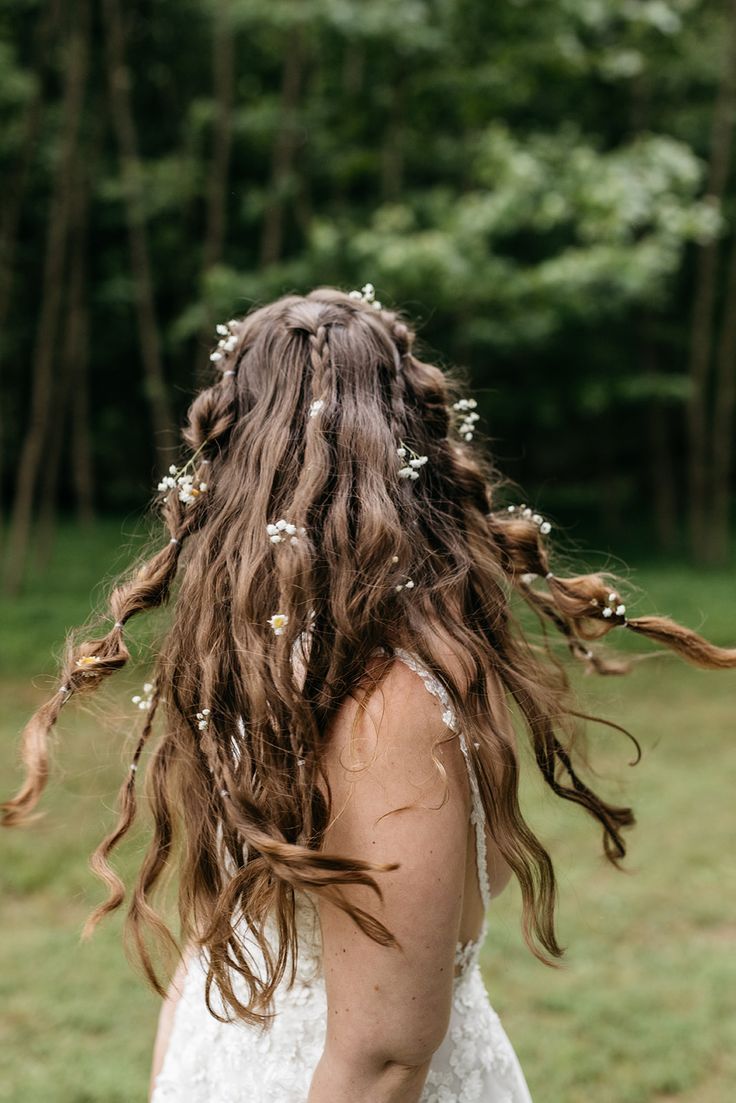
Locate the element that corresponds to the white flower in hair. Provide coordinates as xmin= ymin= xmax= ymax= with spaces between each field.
xmin=309 ymin=398 xmax=324 ymax=417
xmin=268 ymin=612 xmax=289 ymax=636
xmin=349 ymin=282 xmax=382 ymax=310
xmin=132 ymin=682 xmax=155 ymax=710
xmin=397 ymin=441 xmax=428 ymax=480
xmin=453 ymin=397 xmax=480 ymax=441
xmin=196 ymin=708 xmax=211 ymax=731
xmin=157 ymin=445 xmax=209 ymax=506
xmin=267 ymin=519 xmax=304 ymax=545
xmin=210 ymin=319 xmax=239 ymax=362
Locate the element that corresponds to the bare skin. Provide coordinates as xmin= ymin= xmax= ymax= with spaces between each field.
xmin=306 ymin=645 xmax=510 ymax=1103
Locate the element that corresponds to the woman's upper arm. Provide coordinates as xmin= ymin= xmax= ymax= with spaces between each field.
xmin=316 ymin=660 xmax=471 ymax=1069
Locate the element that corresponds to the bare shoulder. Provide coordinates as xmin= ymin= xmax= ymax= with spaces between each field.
xmin=319 ymin=648 xmax=472 ymax=827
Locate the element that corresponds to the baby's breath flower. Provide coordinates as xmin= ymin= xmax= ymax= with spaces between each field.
xmin=267 ymin=519 xmax=304 ymax=546
xmin=349 ymin=283 xmax=382 ymax=310
xmin=395 ymin=577 xmax=415 ymax=592
xmin=157 ymin=446 xmax=209 ymax=507
xmin=209 ymin=320 xmax=239 ymax=362
xmin=453 ymin=397 xmax=480 ymax=441
xmin=397 ymin=442 xmax=428 ymax=480
xmin=309 ymin=398 xmax=324 ymax=417
xmin=196 ymin=708 xmax=211 ymax=731
xmin=132 ymin=682 xmax=154 ymax=710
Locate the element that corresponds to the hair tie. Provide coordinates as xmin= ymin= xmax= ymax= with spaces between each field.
xmin=113 ymin=620 xmax=124 ymax=629
xmin=169 ymin=537 xmax=179 ymax=545
xmin=545 ymin=571 xmax=554 ymax=580
xmin=223 ymin=369 xmax=236 ymax=377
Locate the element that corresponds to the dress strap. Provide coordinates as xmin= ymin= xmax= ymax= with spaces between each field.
xmin=392 ymin=648 xmax=492 ymax=911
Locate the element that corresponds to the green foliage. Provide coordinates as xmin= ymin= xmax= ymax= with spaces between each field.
xmin=0 ymin=0 xmax=731 ymax=540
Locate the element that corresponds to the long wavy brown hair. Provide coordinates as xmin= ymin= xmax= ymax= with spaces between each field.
xmin=4 ymin=287 xmax=736 ymax=1026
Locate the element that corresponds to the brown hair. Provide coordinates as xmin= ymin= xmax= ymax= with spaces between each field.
xmin=4 ymin=287 xmax=736 ymax=1025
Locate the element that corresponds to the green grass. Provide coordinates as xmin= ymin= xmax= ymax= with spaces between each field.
xmin=2 ymin=520 xmax=735 ymax=1102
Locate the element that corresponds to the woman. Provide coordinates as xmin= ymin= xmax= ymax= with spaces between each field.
xmin=4 ymin=286 xmax=735 ymax=1102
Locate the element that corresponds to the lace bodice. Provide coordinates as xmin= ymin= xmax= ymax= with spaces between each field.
xmin=151 ymin=648 xmax=533 ymax=1103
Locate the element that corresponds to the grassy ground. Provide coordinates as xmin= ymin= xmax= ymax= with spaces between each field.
xmin=1 ymin=521 xmax=735 ymax=1102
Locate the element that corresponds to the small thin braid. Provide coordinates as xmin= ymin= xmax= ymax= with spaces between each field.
xmin=83 ymin=680 xmax=164 ymax=933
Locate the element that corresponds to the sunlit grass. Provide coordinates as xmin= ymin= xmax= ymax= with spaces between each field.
xmin=1 ymin=520 xmax=735 ymax=1101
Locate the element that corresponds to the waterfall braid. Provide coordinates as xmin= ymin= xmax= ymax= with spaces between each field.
xmin=5 ymin=286 xmax=736 ymax=1027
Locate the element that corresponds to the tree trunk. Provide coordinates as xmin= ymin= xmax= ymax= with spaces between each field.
xmin=0 ymin=0 xmax=61 ymax=541
xmin=195 ymin=0 xmax=235 ymax=385
xmin=103 ymin=0 xmax=175 ymax=463
xmin=686 ymin=0 xmax=736 ymax=562
xmin=3 ymin=0 xmax=89 ymax=594
xmin=709 ymin=224 xmax=736 ymax=562
xmin=36 ymin=158 xmax=91 ymax=562
xmin=259 ymin=30 xmax=305 ymax=268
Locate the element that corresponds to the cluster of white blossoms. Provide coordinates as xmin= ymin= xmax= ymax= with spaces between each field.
xmin=158 ymin=464 xmax=208 ymax=506
xmin=507 ymin=503 xmax=552 ymax=536
xmin=397 ymin=443 xmax=428 ymax=479
xmin=601 ymin=592 xmax=627 ymax=620
xmin=210 ymin=321 xmax=238 ymax=362
xmin=395 ymin=577 xmax=415 ymax=593
xmin=196 ymin=708 xmax=211 ymax=731
xmin=266 ymin=519 xmax=305 ymax=545
xmin=268 ymin=613 xmax=289 ymax=636
xmin=453 ymin=398 xmax=480 ymax=441
xmin=308 ymin=398 xmax=324 ymax=418
xmin=349 ymin=283 xmax=382 ymax=311
xmin=132 ymin=682 xmax=154 ymax=710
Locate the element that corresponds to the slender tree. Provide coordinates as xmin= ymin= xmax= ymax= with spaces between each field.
xmin=686 ymin=0 xmax=736 ymax=561
xmin=3 ymin=0 xmax=89 ymax=594
xmin=102 ymin=0 xmax=175 ymax=463
xmin=259 ymin=27 xmax=305 ymax=268
xmin=195 ymin=0 xmax=235 ymax=384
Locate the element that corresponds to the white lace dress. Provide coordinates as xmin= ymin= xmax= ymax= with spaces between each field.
xmin=151 ymin=648 xmax=534 ymax=1103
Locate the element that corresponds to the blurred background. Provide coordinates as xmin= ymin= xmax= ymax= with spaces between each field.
xmin=1 ymin=1 xmax=735 ymax=1100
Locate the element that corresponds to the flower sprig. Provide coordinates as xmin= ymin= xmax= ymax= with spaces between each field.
xmin=210 ymin=320 xmax=238 ymax=362
xmin=397 ymin=442 xmax=428 ymax=480
xmin=132 ymin=682 xmax=154 ymax=710
xmin=196 ymin=708 xmax=211 ymax=730
xmin=506 ymin=503 xmax=552 ymax=536
xmin=453 ymin=398 xmax=480 ymax=441
xmin=601 ymin=592 xmax=627 ymax=620
xmin=349 ymin=283 xmax=382 ymax=311
xmin=157 ymin=442 xmax=209 ymax=506
xmin=266 ymin=519 xmax=305 ymax=546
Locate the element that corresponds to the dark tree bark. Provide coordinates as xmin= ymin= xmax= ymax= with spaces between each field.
xmin=687 ymin=0 xmax=736 ymax=562
xmin=3 ymin=0 xmax=89 ymax=594
xmin=195 ymin=0 xmax=235 ymax=385
xmin=0 ymin=0 xmax=61 ymax=539
xmin=710 ymin=226 xmax=736 ymax=562
xmin=36 ymin=158 xmax=91 ymax=562
xmin=103 ymin=0 xmax=175 ymax=463
xmin=259 ymin=30 xmax=305 ymax=268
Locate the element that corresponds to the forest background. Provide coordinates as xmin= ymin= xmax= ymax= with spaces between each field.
xmin=2 ymin=2 xmax=736 ymax=1101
